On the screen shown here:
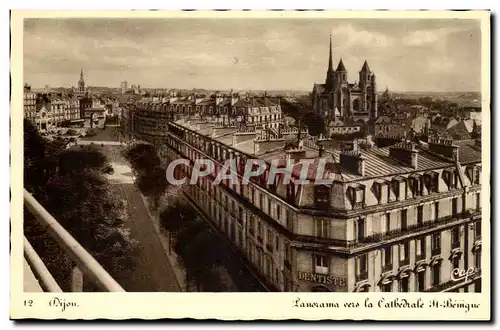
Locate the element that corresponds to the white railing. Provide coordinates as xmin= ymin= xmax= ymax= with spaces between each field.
xmin=23 ymin=189 xmax=125 ymax=292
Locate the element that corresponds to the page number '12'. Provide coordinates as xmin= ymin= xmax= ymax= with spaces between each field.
xmin=24 ymin=300 xmax=33 ymax=307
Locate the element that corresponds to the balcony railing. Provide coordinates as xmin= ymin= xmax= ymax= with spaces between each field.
xmin=23 ymin=189 xmax=125 ymax=292
xmin=348 ymin=210 xmax=477 ymax=249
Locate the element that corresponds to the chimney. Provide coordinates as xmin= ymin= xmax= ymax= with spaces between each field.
xmin=389 ymin=141 xmax=419 ymax=169
xmin=339 ymin=149 xmax=365 ymax=176
xmin=428 ymin=137 xmax=459 ymax=161
xmin=318 ymin=144 xmax=325 ymax=157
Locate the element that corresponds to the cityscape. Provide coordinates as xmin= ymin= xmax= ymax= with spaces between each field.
xmin=23 ymin=17 xmax=483 ymax=294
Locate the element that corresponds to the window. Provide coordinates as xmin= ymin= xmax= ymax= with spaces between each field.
xmin=385 ymin=213 xmax=391 ymax=233
xmin=315 ymin=255 xmax=329 ymax=274
xmin=434 ymin=202 xmax=440 ymax=220
xmin=417 ymin=205 xmax=424 ymax=226
xmin=412 ymin=176 xmax=422 ymax=196
xmin=476 ymin=193 xmax=481 ymax=211
xmin=314 ymin=186 xmax=330 ymax=208
xmin=452 ymin=198 xmax=458 ymax=215
xmin=474 ymin=167 xmax=481 ymax=185
xmin=356 ymin=254 xmax=368 ymax=281
xmin=470 ymin=277 xmax=481 ymax=293
xmin=432 ymin=264 xmax=441 ymax=286
xmin=276 ymin=204 xmax=281 ymax=221
xmin=259 ymin=194 xmax=263 ymax=209
xmin=316 ymin=219 xmax=329 ymax=238
xmin=275 ymin=235 xmax=280 ymax=251
xmin=357 ymin=218 xmax=365 ymax=241
xmin=286 ymin=211 xmax=293 ymax=231
xmin=401 ymin=209 xmax=408 ymax=230
xmin=475 ymin=250 xmax=481 ymax=269
xmin=453 ymin=256 xmax=460 ymax=270
xmin=267 ymin=229 xmax=274 ymax=251
xmin=382 ymin=246 xmax=392 ymax=272
xmin=417 ymin=271 xmax=425 ymax=292
xmin=268 ymin=198 xmax=272 ymax=215
xmin=475 ymin=221 xmax=481 ymax=238
xmin=451 ymin=227 xmax=460 ymax=249
xmin=400 ymin=241 xmax=410 ymax=265
xmin=257 ymin=221 xmax=263 ymax=242
xmin=284 ymin=241 xmax=291 ymax=269
xmin=431 ymin=233 xmax=441 ymax=255
xmin=416 ymin=238 xmax=426 ymax=260
xmin=382 ymin=283 xmax=392 ymax=292
xmin=400 ymin=277 xmax=409 ymax=292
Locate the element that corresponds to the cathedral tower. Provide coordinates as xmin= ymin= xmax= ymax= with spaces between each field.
xmin=78 ymin=69 xmax=86 ymax=93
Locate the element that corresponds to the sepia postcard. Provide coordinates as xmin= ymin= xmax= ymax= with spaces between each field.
xmin=10 ymin=10 xmax=490 ymax=320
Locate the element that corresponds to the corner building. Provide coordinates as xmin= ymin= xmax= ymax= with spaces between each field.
xmin=142 ymin=107 xmax=483 ymax=292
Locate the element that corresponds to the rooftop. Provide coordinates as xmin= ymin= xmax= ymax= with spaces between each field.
xmin=172 ymin=119 xmax=482 ymax=183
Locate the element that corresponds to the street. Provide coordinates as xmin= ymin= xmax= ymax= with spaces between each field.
xmin=92 ymin=142 xmax=182 ymax=292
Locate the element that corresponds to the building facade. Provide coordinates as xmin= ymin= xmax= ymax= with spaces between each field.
xmin=23 ymin=85 xmax=37 ymax=122
xmin=312 ymin=36 xmax=378 ymax=123
xmin=131 ymin=102 xmax=482 ymax=293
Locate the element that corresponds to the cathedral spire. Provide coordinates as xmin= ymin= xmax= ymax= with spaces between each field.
xmin=327 ymin=32 xmax=333 ymax=73
xmin=325 ymin=33 xmax=335 ymax=90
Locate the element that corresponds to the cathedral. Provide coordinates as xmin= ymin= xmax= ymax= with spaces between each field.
xmin=312 ymin=35 xmax=378 ymax=123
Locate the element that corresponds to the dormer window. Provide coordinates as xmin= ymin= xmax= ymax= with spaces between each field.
xmin=424 ymin=171 xmax=439 ymax=193
xmin=372 ymin=179 xmax=389 ymax=204
xmin=347 ymin=184 xmax=365 ymax=209
xmin=466 ymin=165 xmax=481 ymax=185
xmin=391 ymin=176 xmax=405 ymax=200
xmin=314 ymin=185 xmax=330 ymax=209
xmin=409 ymin=174 xmax=423 ymax=197
xmin=443 ymin=169 xmax=459 ymax=189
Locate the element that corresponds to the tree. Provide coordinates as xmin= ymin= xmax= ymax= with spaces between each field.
xmin=136 ymin=167 xmax=168 ymax=210
xmin=124 ymin=142 xmax=161 ymax=172
xmin=58 ymin=146 xmax=114 ymax=176
xmin=302 ymin=111 xmax=326 ymax=137
xmin=23 ymin=122 xmax=137 ymax=291
xmin=159 ymin=199 xmax=198 ymax=233
xmin=124 ymin=142 xmax=167 ymax=210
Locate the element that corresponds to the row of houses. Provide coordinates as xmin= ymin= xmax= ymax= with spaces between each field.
xmin=23 ymin=85 xmax=121 ymax=130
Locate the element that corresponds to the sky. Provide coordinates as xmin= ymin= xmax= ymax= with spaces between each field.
xmin=23 ymin=18 xmax=482 ymax=92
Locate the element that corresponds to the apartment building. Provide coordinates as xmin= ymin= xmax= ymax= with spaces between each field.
xmin=23 ymin=85 xmax=37 ymax=122
xmin=132 ymin=104 xmax=483 ymax=293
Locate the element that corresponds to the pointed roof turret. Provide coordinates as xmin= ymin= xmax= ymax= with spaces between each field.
xmin=361 ymin=60 xmax=371 ymax=72
xmin=336 ymin=58 xmax=347 ymax=72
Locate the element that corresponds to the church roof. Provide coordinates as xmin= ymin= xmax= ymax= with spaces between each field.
xmin=313 ymin=83 xmax=326 ymax=94
xmin=336 ymin=59 xmax=347 ymax=72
